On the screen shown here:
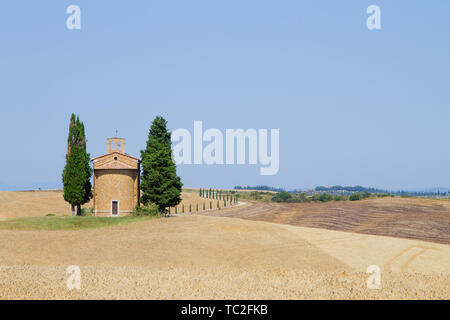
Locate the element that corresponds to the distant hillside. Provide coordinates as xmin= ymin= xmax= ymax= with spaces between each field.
xmin=408 ymin=187 xmax=450 ymax=193
xmin=234 ymin=185 xmax=286 ymax=193
xmin=314 ymin=185 xmax=387 ymax=193
xmin=234 ymin=185 xmax=449 ymax=197
xmin=0 ymin=182 xmax=14 ymax=191
xmin=0 ymin=182 xmax=61 ymax=192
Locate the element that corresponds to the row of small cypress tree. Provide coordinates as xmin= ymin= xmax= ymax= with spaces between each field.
xmin=199 ymin=188 xmax=238 ymax=204
xmin=168 ymin=197 xmax=238 ymax=214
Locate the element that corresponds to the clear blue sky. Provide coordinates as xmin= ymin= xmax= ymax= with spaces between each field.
xmin=0 ymin=1 xmax=449 ymax=191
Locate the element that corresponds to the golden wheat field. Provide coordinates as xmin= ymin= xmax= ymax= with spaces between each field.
xmin=0 ymin=190 xmax=448 ymax=299
xmin=0 ymin=189 xmax=208 ymax=219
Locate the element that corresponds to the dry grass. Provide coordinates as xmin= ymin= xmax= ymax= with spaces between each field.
xmin=0 ymin=191 xmax=448 ymax=299
xmin=0 ymin=215 xmax=156 ymax=231
xmin=0 ymin=190 xmax=81 ymax=219
xmin=0 ymin=189 xmax=209 ymax=219
xmin=2 ymin=265 xmax=448 ymax=300
xmin=0 ymin=215 xmax=448 ymax=299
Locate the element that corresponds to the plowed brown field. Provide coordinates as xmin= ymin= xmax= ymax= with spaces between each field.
xmin=210 ymin=198 xmax=450 ymax=244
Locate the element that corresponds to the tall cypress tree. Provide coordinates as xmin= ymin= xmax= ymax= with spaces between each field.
xmin=141 ymin=116 xmax=183 ymax=212
xmin=62 ymin=114 xmax=92 ymax=216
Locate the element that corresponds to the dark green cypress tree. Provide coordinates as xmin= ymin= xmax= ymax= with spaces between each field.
xmin=62 ymin=114 xmax=93 ymax=216
xmin=141 ymin=116 xmax=183 ymax=213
